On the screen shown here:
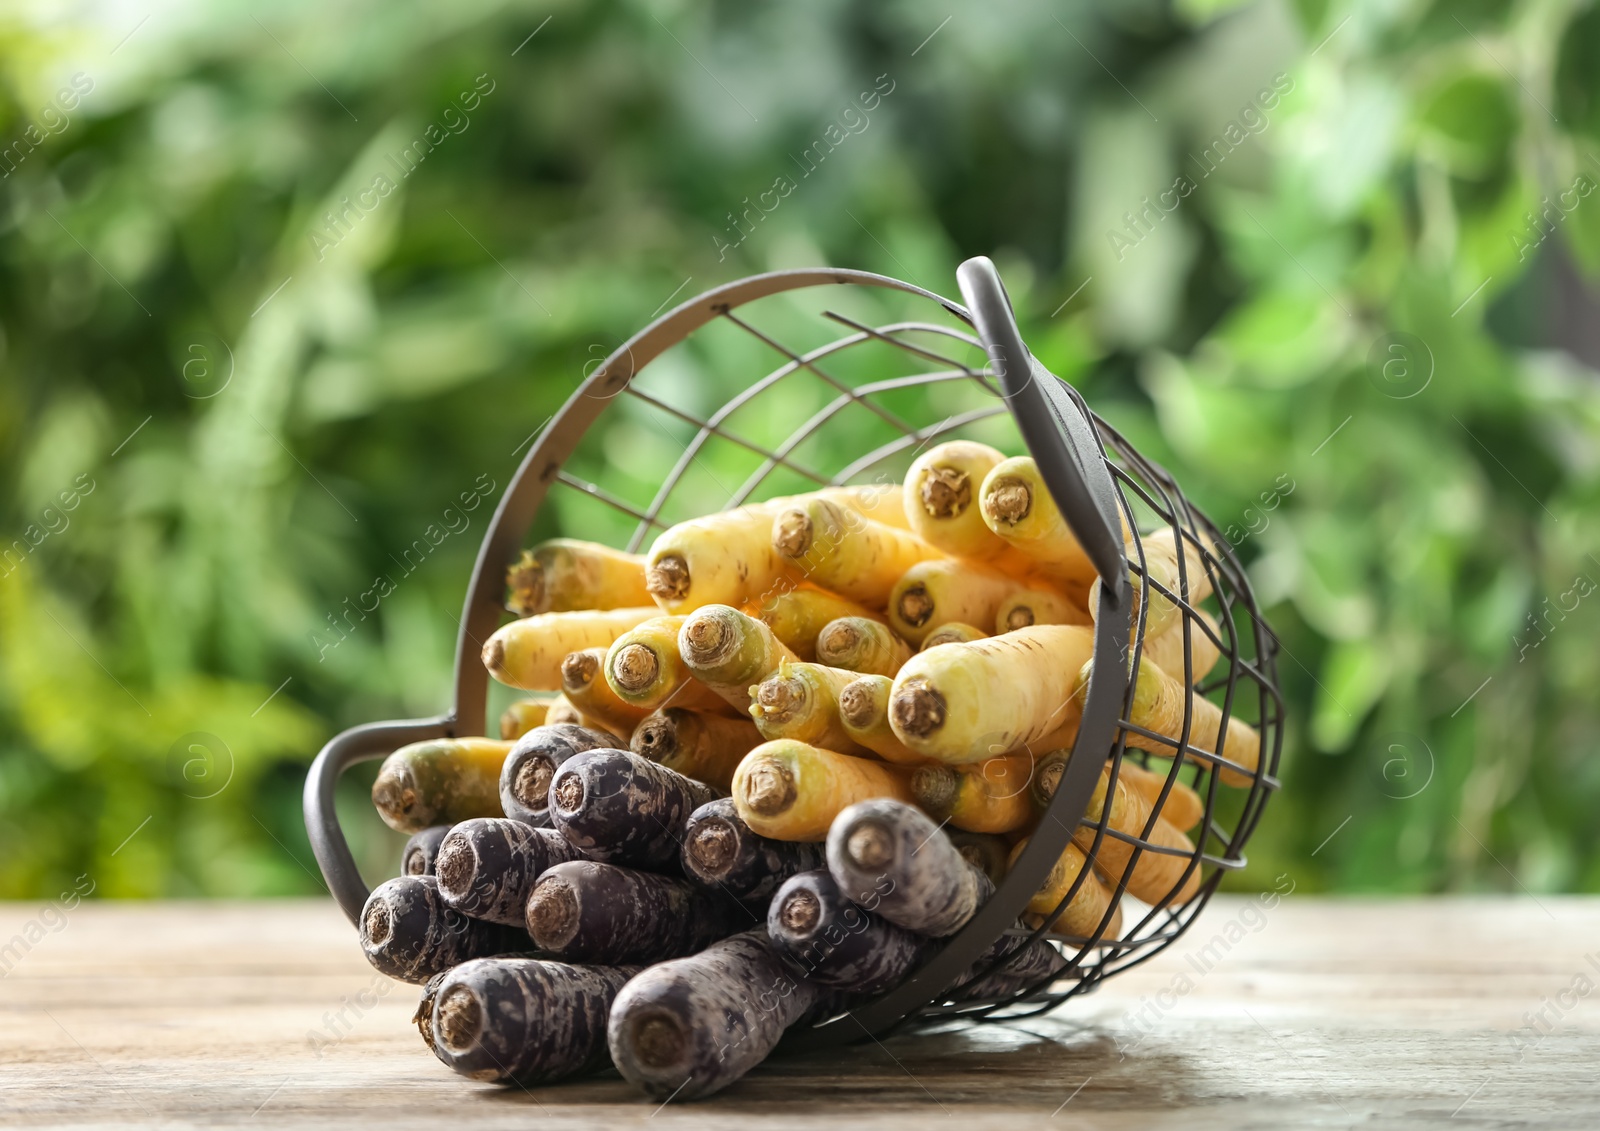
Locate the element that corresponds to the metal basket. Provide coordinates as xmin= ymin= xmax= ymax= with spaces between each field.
xmin=303 ymin=256 xmax=1283 ymax=1046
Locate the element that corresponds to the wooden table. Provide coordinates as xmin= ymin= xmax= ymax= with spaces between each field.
xmin=3 ymin=897 xmax=1597 ymax=1128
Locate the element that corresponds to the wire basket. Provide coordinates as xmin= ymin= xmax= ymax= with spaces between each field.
xmin=303 ymin=256 xmax=1283 ymax=1046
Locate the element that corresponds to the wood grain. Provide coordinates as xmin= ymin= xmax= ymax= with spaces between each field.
xmin=3 ymin=897 xmax=1599 ymax=1127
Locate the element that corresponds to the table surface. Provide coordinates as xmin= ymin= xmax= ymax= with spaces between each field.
xmin=2 ymin=896 xmax=1598 ymax=1129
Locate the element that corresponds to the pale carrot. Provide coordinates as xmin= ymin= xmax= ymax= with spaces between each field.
xmin=903 ymin=441 xmax=1035 ymax=578
xmin=752 ymin=583 xmax=882 ymax=661
xmin=629 ymin=707 xmax=761 ymax=793
xmin=888 ymin=625 xmax=1095 ymax=763
xmin=505 ymin=539 xmax=651 ymax=618
xmin=677 ymin=604 xmax=797 ymax=709
xmin=818 ymin=483 xmax=911 ymax=531
xmin=603 ymin=616 xmax=726 ymax=714
xmin=498 ymin=696 xmax=558 ymax=741
xmin=994 ymin=587 xmax=1091 ymax=633
xmin=1074 ymin=766 xmax=1201 ymax=904
xmin=1032 ymin=751 xmax=1204 ymax=833
xmin=644 ymin=502 xmax=798 ymax=615
xmin=748 ymin=660 xmax=867 ymax=755
xmin=732 ymin=740 xmax=915 ymax=841
xmin=482 ymin=607 xmax=657 ymax=692
xmin=559 ymin=648 xmax=651 ymax=736
xmin=888 ymin=559 xmax=1029 ymax=646
xmin=773 ymin=497 xmax=943 ymax=606
xmin=1139 ymin=607 xmax=1223 ymax=685
xmin=836 ymin=675 xmax=927 ymax=765
xmin=977 ymin=456 xmax=1122 ymax=586
xmin=1089 ymin=526 xmax=1212 ymax=642
xmin=815 ymin=617 xmax=914 ymax=678
xmin=919 ymin=622 xmax=989 ymax=650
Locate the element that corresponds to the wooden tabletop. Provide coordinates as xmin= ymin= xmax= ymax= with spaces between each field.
xmin=2 ymin=896 xmax=1598 ymax=1128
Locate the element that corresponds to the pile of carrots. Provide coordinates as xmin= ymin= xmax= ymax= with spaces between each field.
xmin=359 ymin=439 xmax=1261 ymax=1100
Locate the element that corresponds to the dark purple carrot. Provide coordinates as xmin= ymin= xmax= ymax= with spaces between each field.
xmin=358 ymin=875 xmax=530 ymax=984
xmin=548 ymin=748 xmax=720 ymax=871
xmin=681 ymin=799 xmax=826 ymax=904
xmin=826 ymin=798 xmax=993 ymax=937
xmin=607 ymin=929 xmax=821 ymax=1101
xmin=957 ymin=931 xmax=1068 ymax=999
xmin=430 ymin=957 xmax=641 ymax=1084
xmin=435 ymin=818 xmax=587 ymax=927
xmin=401 ymin=825 xmax=452 ymax=876
xmin=767 ymin=870 xmax=934 ymax=993
xmin=498 ymin=724 xmax=621 ymax=828
xmin=948 ymin=830 xmax=1011 ymax=886
xmin=415 ymin=971 xmax=449 ymax=1060
xmin=525 ymin=860 xmax=749 ymax=964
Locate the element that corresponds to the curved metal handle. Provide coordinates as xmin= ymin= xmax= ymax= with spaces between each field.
xmin=303 ymin=714 xmax=453 ymax=925
xmin=956 ymin=256 xmax=1128 ymax=597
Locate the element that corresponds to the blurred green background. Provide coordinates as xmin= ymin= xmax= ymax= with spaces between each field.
xmin=2 ymin=0 xmax=1598 ymax=900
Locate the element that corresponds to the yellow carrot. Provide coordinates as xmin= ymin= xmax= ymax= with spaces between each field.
xmin=371 ymin=738 xmax=511 ymax=833
xmin=504 ymin=539 xmax=652 ymax=617
xmin=604 ymin=616 xmax=726 ymax=713
xmin=1007 ymin=837 xmax=1121 ymax=939
xmin=903 ymin=441 xmax=1034 ymax=578
xmin=544 ymin=694 xmax=587 ymax=729
xmin=773 ymin=497 xmax=943 ymax=606
xmin=977 ymin=456 xmax=1116 ymax=586
xmin=1140 ymin=607 xmax=1223 ymax=685
xmin=1079 ymin=655 xmax=1260 ymax=787
xmin=815 ymin=617 xmax=913 ymax=677
xmin=889 ymin=625 xmax=1095 ymax=763
xmin=498 ymin=696 xmax=558 ymax=741
xmin=559 ymin=648 xmax=652 ymax=735
xmin=818 ymin=483 xmax=911 ymax=531
xmin=837 ymin=676 xmax=928 ymax=765
xmin=910 ymin=753 xmax=1036 ymax=834
xmin=1088 ymin=526 xmax=1212 ymax=641
xmin=1032 ymin=751 xmax=1204 ymax=833
xmin=678 ymin=605 xmax=797 ymax=709
xmin=748 ymin=660 xmax=868 ymax=755
xmin=731 ymin=740 xmax=915 ymax=841
xmin=919 ymin=622 xmax=989 ymax=650
xmin=995 ymin=587 xmax=1092 ymax=633
xmin=630 ymin=708 xmax=762 ymax=792
xmin=1074 ymin=766 xmax=1202 ymax=904
xmin=644 ymin=502 xmax=798 ymax=614
xmin=888 ymin=559 xmax=1030 ymax=645
xmin=752 ymin=583 xmax=883 ymax=661
xmin=483 ymin=607 xmax=658 ymax=691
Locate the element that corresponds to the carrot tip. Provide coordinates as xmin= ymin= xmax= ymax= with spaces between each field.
xmin=646 ymin=554 xmax=690 ymax=600
xmin=919 ymin=465 xmax=971 ymax=518
xmin=982 ymin=477 xmax=1031 ymax=526
xmin=436 ymin=985 xmax=483 ymax=1052
xmin=845 ymin=821 xmax=894 ymax=870
xmin=889 ymin=678 xmax=945 ymax=738
xmin=772 ymin=509 xmax=813 ymax=557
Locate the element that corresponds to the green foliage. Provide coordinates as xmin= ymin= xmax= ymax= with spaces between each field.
xmin=1 ymin=0 xmax=1597 ymax=898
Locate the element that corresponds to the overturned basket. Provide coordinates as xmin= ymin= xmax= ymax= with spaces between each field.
xmin=304 ymin=256 xmax=1282 ymax=1045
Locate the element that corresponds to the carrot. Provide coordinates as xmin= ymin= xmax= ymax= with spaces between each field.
xmin=435 ymin=818 xmax=585 ymax=926
xmin=560 ymin=647 xmax=651 ymax=735
xmin=681 ymin=798 xmax=827 ymax=903
xmin=498 ymin=696 xmax=558 ymax=741
xmin=1075 ymin=767 xmax=1201 ymax=904
xmin=483 ymin=607 xmax=658 ymax=691
xmin=678 ymin=604 xmax=797 ymax=709
xmin=768 ymin=869 xmax=935 ymax=993
xmin=773 ymin=496 xmax=944 ymax=606
xmin=527 ymin=861 xmax=746 ymax=963
xmin=995 ymin=587 xmax=1091 ymax=633
xmin=505 ymin=539 xmax=652 ymax=618
xmin=359 ymin=875 xmax=529 ymax=983
xmin=748 ymin=660 xmax=867 ymax=755
xmin=372 ymin=738 xmax=512 ymax=833
xmin=977 ymin=456 xmax=1118 ymax=586
xmin=1032 ymin=751 xmax=1204 ymax=833
xmin=752 ymin=583 xmax=882 ymax=661
xmin=888 ymin=625 xmax=1094 ymax=764
xmin=430 ymin=958 xmax=639 ymax=1084
xmin=819 ymin=482 xmax=912 ymax=531
xmin=630 ymin=708 xmax=762 ymax=793
xmin=836 ymin=675 xmax=926 ymax=765
xmin=910 ymin=753 xmax=1037 ymax=834
xmin=888 ymin=559 xmax=1030 ymax=645
xmin=919 ymin=621 xmax=989 ymax=650
xmin=948 ymin=830 xmax=1011 ymax=885
xmin=644 ymin=502 xmax=798 ymax=614
xmin=825 ymin=798 xmax=989 ymax=936
xmin=548 ymin=749 xmax=720 ymax=871
xmin=1006 ymin=838 xmax=1121 ymax=940
xmin=543 ymin=695 xmax=603 ymax=731
xmin=1088 ymin=526 xmax=1212 ymax=641
xmin=498 ymin=724 xmax=621 ymax=828
xmin=732 ymin=739 xmax=915 ymax=841
xmin=1140 ymin=607 xmax=1223 ymax=685
xmin=604 ymin=616 xmax=726 ymax=713
xmin=401 ymin=826 xmax=452 ymax=877
xmin=1082 ymin=656 xmax=1260 ymax=786
xmin=815 ymin=616 xmax=913 ymax=677
xmin=903 ymin=441 xmax=1034 ymax=578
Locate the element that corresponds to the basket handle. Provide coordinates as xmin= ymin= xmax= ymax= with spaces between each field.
xmin=303 ymin=714 xmax=454 ymax=925
xmin=955 ymin=256 xmax=1128 ymax=596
